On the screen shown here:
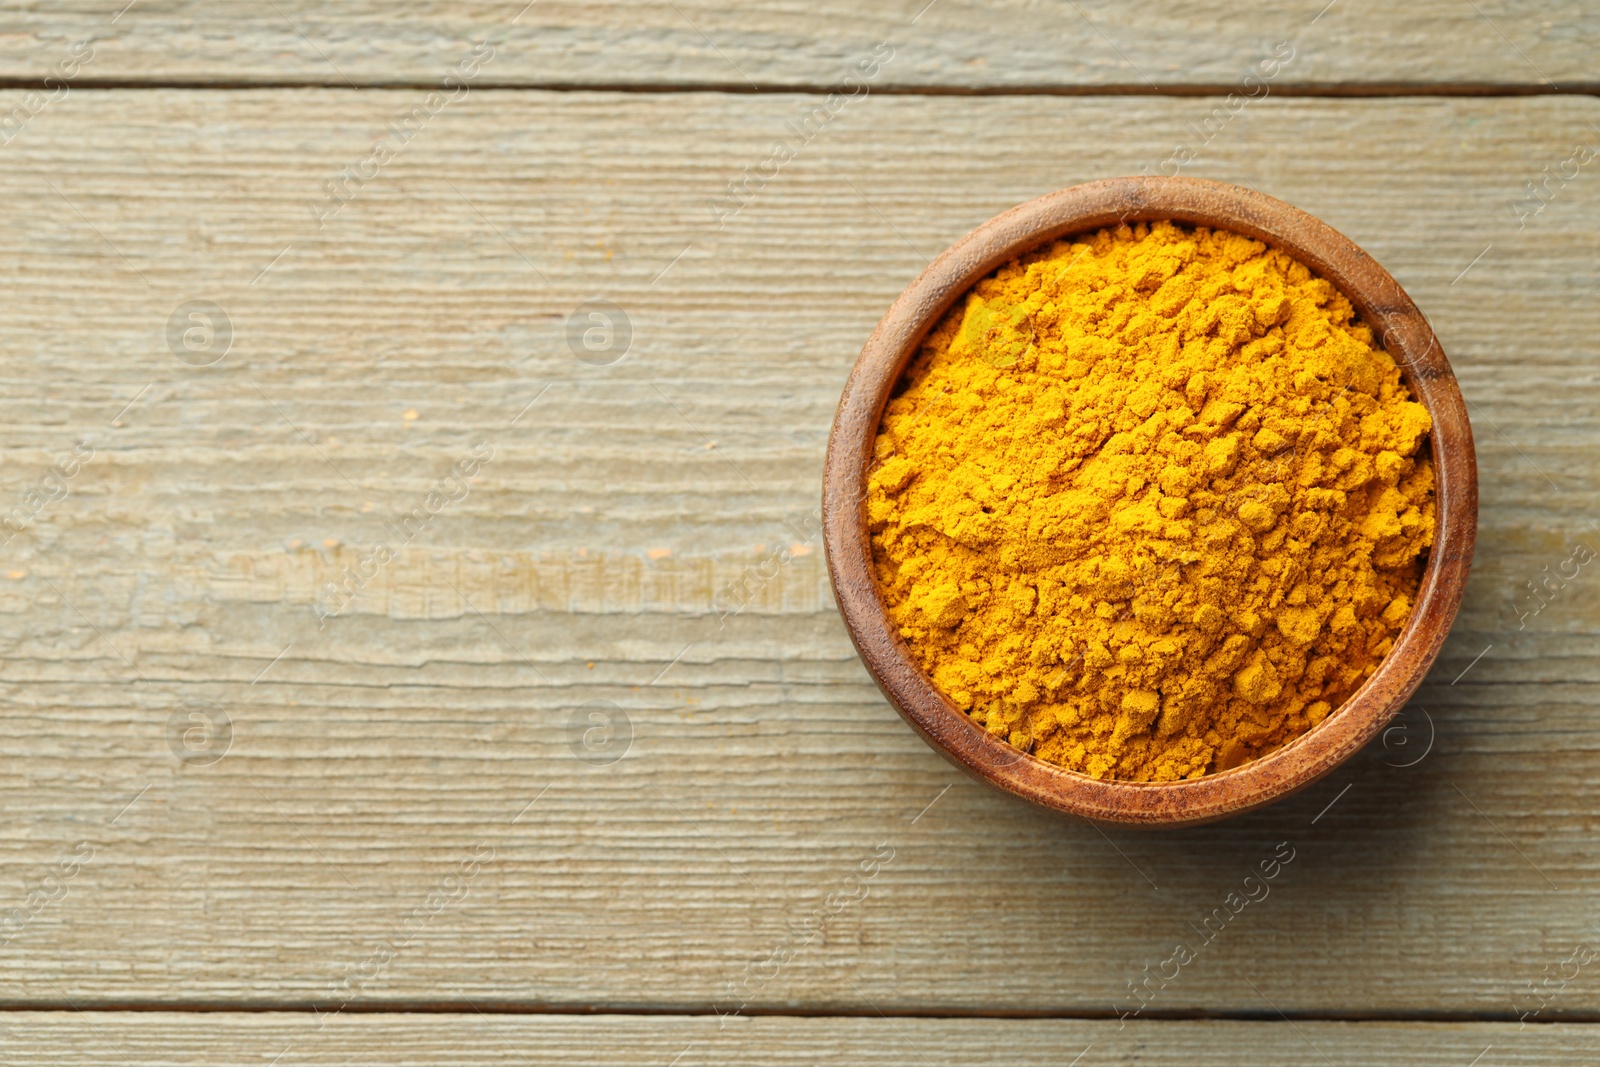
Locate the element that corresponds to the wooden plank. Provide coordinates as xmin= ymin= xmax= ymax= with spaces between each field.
xmin=0 ymin=89 xmax=1594 ymax=1016
xmin=0 ymin=1015 xmax=1592 ymax=1065
xmin=0 ymin=1 xmax=1595 ymax=90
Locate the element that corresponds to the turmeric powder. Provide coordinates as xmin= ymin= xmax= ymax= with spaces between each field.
xmin=868 ymin=220 xmax=1434 ymax=781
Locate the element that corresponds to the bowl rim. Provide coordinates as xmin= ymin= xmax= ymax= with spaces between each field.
xmin=821 ymin=175 xmax=1478 ymax=828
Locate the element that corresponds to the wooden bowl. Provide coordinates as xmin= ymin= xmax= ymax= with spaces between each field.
xmin=822 ymin=176 xmax=1477 ymax=828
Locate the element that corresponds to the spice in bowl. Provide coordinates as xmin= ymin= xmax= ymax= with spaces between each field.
xmin=866 ymin=220 xmax=1435 ymax=781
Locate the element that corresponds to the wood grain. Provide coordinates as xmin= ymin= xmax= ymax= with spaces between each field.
xmin=0 ymin=1 xmax=1595 ymax=90
xmin=0 ymin=1014 xmax=1589 ymax=1064
xmin=0 ymin=88 xmax=1595 ymax=1016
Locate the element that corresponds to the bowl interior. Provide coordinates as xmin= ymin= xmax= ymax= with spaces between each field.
xmin=821 ymin=176 xmax=1477 ymax=828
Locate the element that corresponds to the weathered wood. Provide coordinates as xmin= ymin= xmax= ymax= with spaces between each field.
xmin=0 ymin=1014 xmax=1587 ymax=1064
xmin=0 ymin=90 xmax=1594 ymax=1017
xmin=0 ymin=1 xmax=1595 ymax=90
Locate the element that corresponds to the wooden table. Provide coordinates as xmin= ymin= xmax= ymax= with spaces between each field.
xmin=1 ymin=3 xmax=1597 ymax=1062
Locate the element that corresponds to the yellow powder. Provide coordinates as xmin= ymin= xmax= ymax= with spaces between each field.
xmin=868 ymin=220 xmax=1434 ymax=781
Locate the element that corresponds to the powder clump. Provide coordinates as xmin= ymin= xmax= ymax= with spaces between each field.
xmin=868 ymin=220 xmax=1434 ymax=781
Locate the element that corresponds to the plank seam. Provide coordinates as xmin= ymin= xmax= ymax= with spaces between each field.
xmin=0 ymin=79 xmax=1596 ymax=96
xmin=0 ymin=1004 xmax=1591 ymax=1023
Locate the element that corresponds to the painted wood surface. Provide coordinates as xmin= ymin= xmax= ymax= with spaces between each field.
xmin=0 ymin=89 xmax=1594 ymax=1026
xmin=0 ymin=1015 xmax=1587 ymax=1065
xmin=0 ymin=1 xmax=1594 ymax=90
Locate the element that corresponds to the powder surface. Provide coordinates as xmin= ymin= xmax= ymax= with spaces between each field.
xmin=867 ymin=220 xmax=1434 ymax=781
